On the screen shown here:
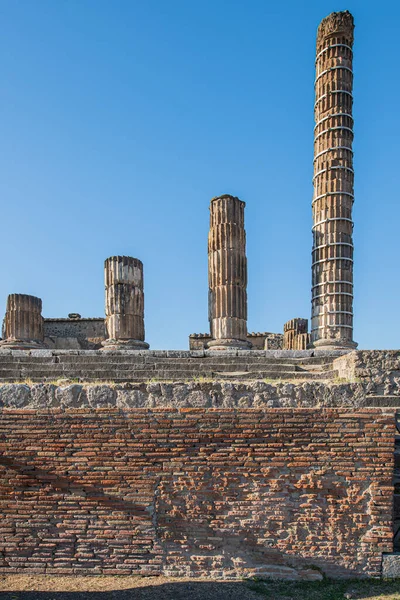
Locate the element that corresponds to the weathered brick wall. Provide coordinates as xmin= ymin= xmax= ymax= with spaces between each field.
xmin=0 ymin=407 xmax=394 ymax=579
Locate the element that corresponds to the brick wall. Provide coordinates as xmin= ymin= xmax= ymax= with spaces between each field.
xmin=0 ymin=408 xmax=394 ymax=579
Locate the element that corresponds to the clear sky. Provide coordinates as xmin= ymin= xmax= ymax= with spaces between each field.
xmin=0 ymin=0 xmax=398 ymax=349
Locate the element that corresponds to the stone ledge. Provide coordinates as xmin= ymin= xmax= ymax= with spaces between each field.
xmin=0 ymin=348 xmax=352 ymax=358
xmin=0 ymin=381 xmax=396 ymax=410
xmin=44 ymin=317 xmax=104 ymax=322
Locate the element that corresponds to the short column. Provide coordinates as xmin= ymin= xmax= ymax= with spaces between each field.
xmin=208 ymin=194 xmax=251 ymax=350
xmin=283 ymin=318 xmax=310 ymax=350
xmin=102 ymin=256 xmax=149 ymax=350
xmin=0 ymin=294 xmax=46 ymax=349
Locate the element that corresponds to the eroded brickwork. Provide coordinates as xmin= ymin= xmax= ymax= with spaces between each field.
xmin=0 ymin=407 xmax=394 ymax=578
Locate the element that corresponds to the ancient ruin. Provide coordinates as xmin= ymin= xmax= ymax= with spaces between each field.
xmin=283 ymin=318 xmax=310 ymax=350
xmin=0 ymin=294 xmax=45 ymax=350
xmin=0 ymin=10 xmax=399 ymax=582
xmin=207 ymin=194 xmax=251 ymax=350
xmin=102 ymin=255 xmax=149 ymax=350
xmin=189 ymin=331 xmax=283 ymax=351
xmin=311 ymin=10 xmax=356 ymax=349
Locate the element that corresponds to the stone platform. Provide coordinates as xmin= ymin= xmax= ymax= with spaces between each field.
xmin=0 ymin=349 xmax=399 ymax=579
xmin=0 ymin=348 xmax=347 ymax=383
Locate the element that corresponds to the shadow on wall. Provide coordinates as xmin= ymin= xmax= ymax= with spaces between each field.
xmin=0 ymin=453 xmax=384 ymax=582
xmin=0 ymin=436 xmax=390 ymax=580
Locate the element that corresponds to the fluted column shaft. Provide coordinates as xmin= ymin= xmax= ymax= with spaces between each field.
xmin=283 ymin=318 xmax=310 ymax=351
xmin=102 ymin=256 xmax=149 ymax=350
xmin=311 ymin=11 xmax=357 ymax=349
xmin=208 ymin=195 xmax=251 ymax=350
xmin=0 ymin=294 xmax=45 ymax=349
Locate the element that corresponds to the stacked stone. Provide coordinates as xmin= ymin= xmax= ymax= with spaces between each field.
xmin=0 ymin=294 xmax=45 ymax=349
xmin=102 ymin=256 xmax=149 ymax=350
xmin=283 ymin=318 xmax=310 ymax=350
xmin=311 ymin=11 xmax=357 ymax=349
xmin=208 ymin=195 xmax=251 ymax=350
xmin=264 ymin=334 xmax=284 ymax=350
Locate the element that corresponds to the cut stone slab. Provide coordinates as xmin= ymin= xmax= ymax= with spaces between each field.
xmin=382 ymin=553 xmax=400 ymax=578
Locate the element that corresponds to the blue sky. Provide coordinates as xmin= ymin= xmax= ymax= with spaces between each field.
xmin=0 ymin=0 xmax=399 ymax=349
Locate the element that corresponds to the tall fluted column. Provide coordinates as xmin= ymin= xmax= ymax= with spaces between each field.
xmin=0 ymin=294 xmax=46 ymax=349
xmin=102 ymin=256 xmax=149 ymax=350
xmin=208 ymin=194 xmax=251 ymax=350
xmin=311 ymin=11 xmax=357 ymax=349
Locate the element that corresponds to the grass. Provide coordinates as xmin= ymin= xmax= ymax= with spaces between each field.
xmin=246 ymin=578 xmax=400 ymax=599
xmin=192 ymin=376 xmax=214 ymax=383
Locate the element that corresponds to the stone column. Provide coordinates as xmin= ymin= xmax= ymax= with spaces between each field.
xmin=208 ymin=194 xmax=251 ymax=350
xmin=311 ymin=11 xmax=357 ymax=349
xmin=0 ymin=294 xmax=46 ymax=349
xmin=102 ymin=256 xmax=149 ymax=350
xmin=283 ymin=318 xmax=310 ymax=350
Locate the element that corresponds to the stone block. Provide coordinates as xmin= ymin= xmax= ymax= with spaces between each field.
xmin=30 ymin=350 xmax=54 ymax=358
xmin=265 ymin=350 xmax=314 ymax=359
xmin=382 ymin=554 xmax=400 ymax=578
xmin=190 ymin=350 xmax=205 ymax=358
xmin=0 ymin=384 xmax=31 ymax=407
xmin=55 ymin=385 xmax=87 ymax=407
xmin=315 ymin=349 xmax=350 ymax=357
xmin=206 ymin=349 xmax=238 ymax=357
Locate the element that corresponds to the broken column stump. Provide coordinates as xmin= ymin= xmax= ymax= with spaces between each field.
xmin=283 ymin=318 xmax=310 ymax=350
xmin=102 ymin=256 xmax=149 ymax=350
xmin=0 ymin=294 xmax=46 ymax=349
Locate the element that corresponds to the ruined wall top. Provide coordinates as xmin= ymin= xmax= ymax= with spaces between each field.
xmin=317 ymin=11 xmax=354 ymax=49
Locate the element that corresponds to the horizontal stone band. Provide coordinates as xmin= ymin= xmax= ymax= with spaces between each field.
xmin=315 ymin=65 xmax=353 ymax=83
xmin=314 ymin=113 xmax=353 ymax=130
xmin=312 ymin=217 xmax=353 ymax=229
xmin=312 ymin=257 xmax=354 ymax=266
xmin=312 ymin=280 xmax=353 ymax=289
xmin=314 ymin=146 xmax=353 ymax=161
xmin=313 ymin=191 xmax=354 ymax=204
xmin=314 ymin=126 xmax=353 ymax=141
xmin=315 ymin=43 xmax=353 ymax=61
xmin=315 ymin=90 xmax=353 ymax=108
xmin=312 ymin=242 xmax=354 ymax=251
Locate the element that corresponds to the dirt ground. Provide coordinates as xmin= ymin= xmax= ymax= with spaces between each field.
xmin=0 ymin=576 xmax=261 ymax=600
xmin=1 ymin=575 xmax=400 ymax=600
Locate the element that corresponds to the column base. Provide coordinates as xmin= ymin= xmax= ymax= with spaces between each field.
xmin=101 ymin=339 xmax=150 ymax=351
xmin=309 ymin=338 xmax=358 ymax=350
xmin=0 ymin=339 xmax=47 ymax=350
xmin=207 ymin=338 xmax=252 ymax=351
